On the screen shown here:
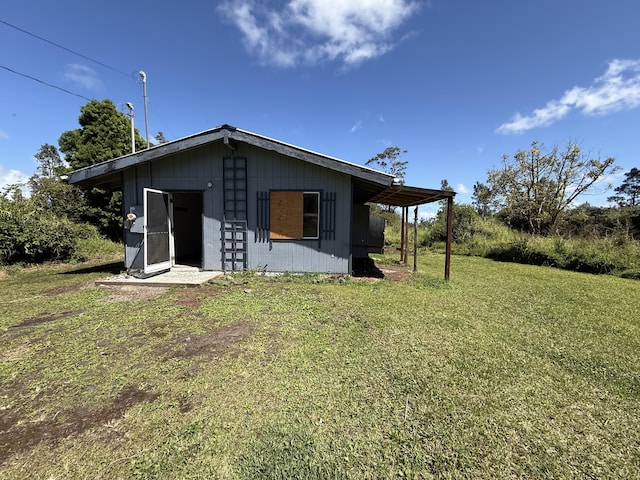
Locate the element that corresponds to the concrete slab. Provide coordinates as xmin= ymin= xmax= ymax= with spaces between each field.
xmin=95 ymin=266 xmax=224 ymax=287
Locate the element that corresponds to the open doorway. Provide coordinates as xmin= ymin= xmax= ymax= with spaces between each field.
xmin=171 ymin=191 xmax=203 ymax=268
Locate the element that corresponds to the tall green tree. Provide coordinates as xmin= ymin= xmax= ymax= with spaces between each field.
xmin=29 ymin=144 xmax=87 ymax=223
xmin=366 ymin=147 xmax=408 ymax=212
xmin=487 ymin=141 xmax=617 ymax=234
xmin=608 ymin=167 xmax=640 ymax=207
xmin=440 ymin=179 xmax=454 ymax=192
xmin=438 ymin=179 xmax=455 ymax=209
xmin=33 ymin=143 xmax=65 ymax=178
xmin=154 ymin=131 xmax=168 ymax=145
xmin=59 ymin=99 xmax=146 ymax=170
xmin=58 ymin=99 xmax=146 ymax=239
xmin=365 ymin=146 xmax=408 ymax=184
xmin=425 ymin=203 xmax=479 ymax=244
xmin=472 ymin=181 xmax=495 ymax=217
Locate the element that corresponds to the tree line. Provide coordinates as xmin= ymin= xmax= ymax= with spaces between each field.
xmin=1 ymin=97 xmax=638 ymax=268
xmin=368 ymin=139 xmax=637 ymax=242
xmin=466 ymin=141 xmax=638 ymax=240
xmin=1 ymin=99 xmax=166 ymax=264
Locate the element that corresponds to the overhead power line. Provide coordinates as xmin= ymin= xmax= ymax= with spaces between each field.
xmin=0 ymin=18 xmax=133 ymax=79
xmin=1 ymin=19 xmax=176 ymax=137
xmin=0 ymin=64 xmax=93 ymax=101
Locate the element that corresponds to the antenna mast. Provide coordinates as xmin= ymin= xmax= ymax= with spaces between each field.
xmin=125 ymin=102 xmax=135 ymax=153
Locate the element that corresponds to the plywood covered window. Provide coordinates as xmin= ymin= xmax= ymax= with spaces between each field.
xmin=270 ymin=191 xmax=320 ymax=240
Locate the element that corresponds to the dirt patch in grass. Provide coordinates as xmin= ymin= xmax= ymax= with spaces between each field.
xmin=0 ymin=385 xmax=159 ymax=465
xmin=2 ymin=342 xmax=32 ymax=362
xmin=100 ymin=285 xmax=169 ymax=302
xmin=171 ymin=286 xmax=223 ymax=308
xmin=353 ymin=263 xmax=413 ymax=282
xmin=9 ymin=310 xmax=86 ymax=330
xmin=352 ymin=257 xmax=413 ymax=281
xmin=42 ymin=282 xmax=93 ymax=296
xmin=378 ymin=265 xmax=413 ymax=281
xmin=174 ymin=393 xmax=195 ymax=413
xmin=166 ymin=322 xmax=255 ymax=362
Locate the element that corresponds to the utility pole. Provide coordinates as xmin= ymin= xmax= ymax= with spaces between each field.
xmin=139 ymin=71 xmax=149 ymax=149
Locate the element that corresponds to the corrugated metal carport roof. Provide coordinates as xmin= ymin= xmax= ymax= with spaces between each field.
xmin=369 ymin=184 xmax=456 ymax=207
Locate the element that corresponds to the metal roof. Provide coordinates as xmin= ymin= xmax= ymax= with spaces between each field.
xmin=368 ymin=184 xmax=456 ymax=207
xmin=67 ymin=124 xmax=392 ymax=189
xmin=67 ymin=124 xmax=454 ymax=206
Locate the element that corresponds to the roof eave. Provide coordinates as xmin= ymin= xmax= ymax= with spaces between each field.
xmin=67 ymin=127 xmax=231 ymax=186
xmin=67 ymin=124 xmax=393 ymax=188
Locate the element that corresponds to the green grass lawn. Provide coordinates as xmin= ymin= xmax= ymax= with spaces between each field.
xmin=1 ymin=254 xmax=639 ymax=479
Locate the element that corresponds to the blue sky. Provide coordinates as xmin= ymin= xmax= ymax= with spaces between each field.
xmin=2 ymin=0 xmax=640 ymax=217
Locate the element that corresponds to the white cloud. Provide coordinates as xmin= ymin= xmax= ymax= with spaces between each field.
xmin=350 ymin=120 xmax=362 ymax=133
xmin=456 ymin=183 xmax=470 ymax=194
xmin=0 ymin=165 xmax=28 ymax=191
xmin=0 ymin=130 xmax=9 ymax=141
xmin=418 ymin=205 xmax=438 ymax=221
xmin=497 ymin=59 xmax=640 ymax=134
xmin=218 ymin=0 xmax=421 ymax=67
xmin=64 ymin=64 xmax=101 ymax=90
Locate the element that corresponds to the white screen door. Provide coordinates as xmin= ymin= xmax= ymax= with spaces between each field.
xmin=144 ymin=188 xmax=172 ymax=274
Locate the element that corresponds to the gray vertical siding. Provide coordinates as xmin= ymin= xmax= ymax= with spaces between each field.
xmin=247 ymin=144 xmax=352 ymax=273
xmin=121 ymin=141 xmax=354 ymax=274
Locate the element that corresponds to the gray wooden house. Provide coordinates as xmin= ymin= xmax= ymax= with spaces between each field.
xmin=68 ymin=125 xmax=454 ymax=277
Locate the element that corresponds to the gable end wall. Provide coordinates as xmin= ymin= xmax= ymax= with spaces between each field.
xmin=121 ymin=141 xmax=353 ymax=274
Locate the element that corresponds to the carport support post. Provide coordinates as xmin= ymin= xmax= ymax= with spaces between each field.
xmin=404 ymin=206 xmax=409 ymax=266
xmin=445 ymin=196 xmax=453 ymax=281
xmin=413 ymin=206 xmax=418 ymax=272
xmin=400 ymin=207 xmax=406 ymax=263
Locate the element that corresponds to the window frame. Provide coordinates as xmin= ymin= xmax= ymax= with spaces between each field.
xmin=302 ymin=191 xmax=320 ymax=240
xmin=269 ymin=190 xmax=321 ymax=241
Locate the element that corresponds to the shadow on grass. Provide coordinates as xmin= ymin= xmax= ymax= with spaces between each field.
xmin=61 ymin=261 xmax=123 ymax=276
xmin=351 ymin=257 xmax=384 ymax=279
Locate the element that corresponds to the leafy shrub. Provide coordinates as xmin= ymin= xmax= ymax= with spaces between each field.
xmin=422 ymin=204 xmax=480 ymax=245
xmin=484 ymin=233 xmax=637 ymax=275
xmin=619 ymin=269 xmax=640 ymax=280
xmin=558 ymin=204 xmax=640 ymax=239
xmin=418 ymin=208 xmax=640 ymax=278
xmin=72 ymin=235 xmax=123 ymax=262
xmin=0 ymin=196 xmax=99 ymax=265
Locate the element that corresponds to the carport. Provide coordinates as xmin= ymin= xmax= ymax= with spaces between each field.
xmin=370 ymin=184 xmax=456 ymax=281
